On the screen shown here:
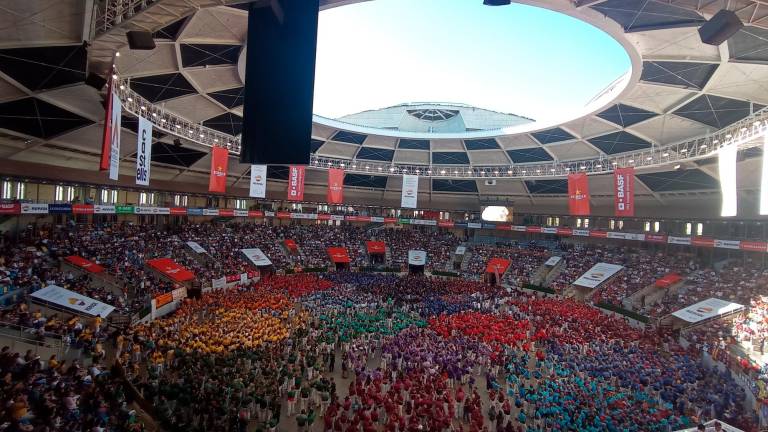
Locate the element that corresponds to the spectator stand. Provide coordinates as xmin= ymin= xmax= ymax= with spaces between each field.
xmin=60 ymin=255 xmax=124 ymax=302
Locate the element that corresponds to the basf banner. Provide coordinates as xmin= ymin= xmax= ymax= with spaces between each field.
xmin=250 ymin=164 xmax=267 ymax=198
xmin=135 ymin=116 xmax=152 ymax=186
xmin=327 ymin=168 xmax=344 ymax=204
xmin=208 ymin=146 xmax=229 ymax=193
xmin=672 ymin=298 xmax=744 ymax=323
xmin=401 ymin=175 xmax=418 ymax=208
xmin=614 ymin=167 xmax=634 ymax=217
xmin=408 ymin=250 xmax=427 ymax=266
xmin=287 ymin=165 xmax=305 ymax=201
xmin=186 ymin=241 xmax=207 ymax=254
xmin=108 ymin=91 xmax=122 ymax=181
xmin=573 ymin=262 xmax=624 ymax=288
xmin=31 ymin=285 xmax=115 ymax=318
xmin=568 ymin=173 xmax=590 ymax=216
xmin=241 ymin=248 xmax=273 ymax=266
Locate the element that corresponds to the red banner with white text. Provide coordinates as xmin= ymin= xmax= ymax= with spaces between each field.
xmin=568 ymin=173 xmax=590 ymax=216
xmin=327 ymin=168 xmax=344 ymax=204
xmin=208 ymin=147 xmax=229 ymax=193
xmin=99 ymin=73 xmax=115 ymax=171
xmin=287 ymin=165 xmax=305 ymax=201
xmin=614 ymin=167 xmax=635 ymax=217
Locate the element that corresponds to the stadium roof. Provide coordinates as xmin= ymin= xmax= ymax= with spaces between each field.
xmin=1 ymin=0 xmax=768 ymax=216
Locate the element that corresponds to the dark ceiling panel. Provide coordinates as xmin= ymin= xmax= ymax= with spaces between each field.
xmin=597 ymin=104 xmax=657 ymax=127
xmin=121 ymin=115 xmax=165 ymax=139
xmin=464 ymin=138 xmax=499 ymax=150
xmin=344 ymin=174 xmax=388 ymax=189
xmin=208 ymin=87 xmax=244 ymax=109
xmin=432 ymin=179 xmax=478 ymax=193
xmin=0 ymin=97 xmax=92 ymax=139
xmin=180 ymin=44 xmax=240 ymax=68
xmin=153 ymin=18 xmax=187 ymax=40
xmin=0 ymin=45 xmax=86 ymax=91
xmin=151 ymin=142 xmax=206 ymax=168
xmin=728 ymin=26 xmax=768 ymax=64
xmin=506 ymin=147 xmax=553 ymax=163
xmin=588 ymin=131 xmax=651 ymax=154
xmin=331 ymin=130 xmax=367 ymax=145
xmin=432 ymin=152 xmax=470 ymax=165
xmin=531 ymin=127 xmax=575 ymax=145
xmin=311 ymin=139 xmax=324 ymax=153
xmin=130 ymin=73 xmax=197 ymax=103
xmin=640 ymin=61 xmax=718 ymax=90
xmin=525 ymin=179 xmax=568 ymax=194
xmin=398 ymin=139 xmax=430 ymax=150
xmin=673 ymin=94 xmax=753 ymax=128
xmin=591 ymin=0 xmax=704 ymax=32
xmin=356 ymin=147 xmax=395 ymax=162
xmin=636 ymin=169 xmax=718 ymax=191
xmin=202 ymin=112 xmax=243 ymax=136
xmin=267 ymin=166 xmax=289 ymax=180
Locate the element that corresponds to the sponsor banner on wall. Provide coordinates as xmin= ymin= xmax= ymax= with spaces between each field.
xmin=438 ymin=220 xmax=455 ymax=228
xmin=249 ymin=164 xmax=267 ymax=198
xmin=614 ymin=167 xmax=635 ymax=217
xmin=384 ymin=217 xmax=398 ymax=223
xmin=672 ymin=298 xmax=744 ymax=324
xmin=72 ymin=204 xmax=94 ymax=215
xmin=412 ymin=219 xmax=438 ymax=226
xmin=277 ymin=211 xmax=291 ymax=219
xmin=48 ymin=204 xmax=71 ymax=214
xmin=155 ymin=293 xmax=173 ymax=308
xmin=668 ymin=236 xmax=691 ymax=245
xmin=291 ymin=213 xmax=318 ymax=220
xmin=0 ymin=203 xmax=20 ymax=215
xmin=317 ymin=214 xmax=331 ymax=221
xmin=31 ymin=285 xmax=115 ymax=318
xmin=590 ymin=230 xmax=608 ymax=238
xmin=544 ymin=256 xmax=562 ymax=267
xmin=401 ymin=175 xmax=418 ymax=208
xmin=212 ymin=277 xmax=226 ymax=290
xmin=370 ymin=216 xmax=384 ymax=223
xmin=607 ymin=232 xmax=646 ymax=241
xmin=218 ymin=209 xmax=234 ymax=217
xmin=740 ymin=241 xmax=768 ymax=252
xmin=327 ymin=168 xmax=344 ymax=204
xmin=240 ymin=273 xmax=248 ymax=284
xmin=187 ymin=208 xmax=204 ymax=216
xmin=108 ymin=92 xmax=122 ymax=181
xmin=115 ymin=205 xmax=134 ymax=214
xmin=203 ymin=209 xmax=219 ymax=216
xmin=573 ymin=262 xmax=624 ymax=288
xmin=328 ymin=215 xmax=344 ymax=221
xmin=467 ymin=222 xmax=482 ymax=229
xmin=248 ymin=210 xmax=264 ymax=218
xmin=526 ymin=226 xmax=542 ymax=233
xmin=572 ymin=229 xmax=590 ymax=237
xmin=133 ymin=207 xmax=154 ymax=215
xmin=645 ymin=234 xmax=667 ymax=243
xmin=512 ymin=226 xmax=527 ymax=232
xmin=94 ymin=205 xmax=116 ymax=214
xmin=264 ymin=211 xmax=275 ymax=217
xmin=568 ymin=173 xmax=590 ymax=216
xmin=233 ymin=210 xmax=248 ymax=217
xmin=208 ymin=147 xmax=229 ymax=193
xmin=241 ymin=248 xmax=273 ymax=266
xmin=347 ymin=215 xmax=371 ymax=222
xmin=135 ymin=116 xmax=153 ymax=186
xmin=170 ymin=207 xmax=187 ymax=215
xmin=556 ymin=228 xmax=573 ymax=236
xmin=692 ymin=237 xmax=715 ymax=248
xmin=153 ymin=207 xmax=170 ymax=215
xmin=186 ymin=241 xmax=207 ymax=254
xmin=541 ymin=227 xmax=557 ymax=234
xmin=482 ymin=223 xmax=496 ymax=230
xmin=714 ymin=239 xmax=741 ymax=250
xmin=408 ymin=250 xmax=427 ymax=266
xmin=287 ymin=165 xmax=306 ymax=201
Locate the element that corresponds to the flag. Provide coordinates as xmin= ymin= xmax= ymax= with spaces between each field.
xmin=208 ymin=147 xmax=229 ymax=193
xmin=613 ymin=167 xmax=635 ymax=217
xmin=287 ymin=165 xmax=305 ymax=201
xmin=135 ymin=116 xmax=152 ymax=186
xmin=568 ymin=173 xmax=590 ymax=216
xmin=249 ymin=165 xmax=267 ymax=198
xmin=401 ymin=175 xmax=418 ymax=208
xmin=327 ymin=168 xmax=344 ymax=204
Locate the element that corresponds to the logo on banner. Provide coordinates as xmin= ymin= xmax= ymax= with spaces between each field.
xmin=327 ymin=168 xmax=344 ymax=204
xmin=135 ymin=116 xmax=152 ymax=186
xmin=568 ymin=173 xmax=590 ymax=216
xmin=208 ymin=147 xmax=229 ymax=193
xmin=249 ymin=165 xmax=267 ymax=198
xmin=614 ymin=167 xmax=634 ymax=217
xmin=287 ymin=166 xmax=305 ymax=201
xmin=401 ymin=175 xmax=419 ymax=209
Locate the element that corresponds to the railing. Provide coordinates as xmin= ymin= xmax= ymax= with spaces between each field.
xmin=0 ymin=321 xmax=64 ymax=355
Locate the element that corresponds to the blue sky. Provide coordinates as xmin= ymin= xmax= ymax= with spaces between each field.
xmin=314 ymin=0 xmax=631 ymax=123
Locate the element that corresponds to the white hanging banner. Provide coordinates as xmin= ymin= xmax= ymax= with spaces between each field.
xmin=762 ymin=135 xmax=768 ymax=215
xmin=241 ymin=248 xmax=273 ymax=266
xmin=108 ymin=92 xmax=122 ymax=181
xmin=135 ymin=116 xmax=152 ymax=186
xmin=250 ymin=164 xmax=267 ymax=198
xmin=719 ymin=145 xmax=738 ymax=217
xmin=401 ymin=175 xmax=418 ymax=208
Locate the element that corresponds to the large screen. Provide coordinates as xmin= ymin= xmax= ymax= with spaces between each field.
xmin=481 ymin=206 xmax=513 ymax=222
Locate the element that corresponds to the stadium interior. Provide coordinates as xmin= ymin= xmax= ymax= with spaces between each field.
xmin=2 ymin=0 xmax=768 ymax=431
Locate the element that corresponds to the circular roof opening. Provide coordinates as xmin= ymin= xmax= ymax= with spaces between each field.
xmin=314 ymin=0 xmax=632 ymax=132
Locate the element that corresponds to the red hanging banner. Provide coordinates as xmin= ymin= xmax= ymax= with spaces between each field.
xmin=208 ymin=147 xmax=229 ymax=193
xmin=568 ymin=173 xmax=590 ymax=216
xmin=327 ymin=168 xmax=344 ymax=204
xmin=614 ymin=167 xmax=635 ymax=217
xmin=287 ymin=165 xmax=305 ymax=201
xmin=99 ymin=72 xmax=115 ymax=171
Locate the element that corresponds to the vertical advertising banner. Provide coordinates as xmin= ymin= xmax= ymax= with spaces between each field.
xmin=327 ymin=168 xmax=344 ymax=204
xmin=249 ymin=164 xmax=267 ymax=198
xmin=208 ymin=147 xmax=229 ymax=193
xmin=719 ymin=145 xmax=738 ymax=217
xmin=401 ymin=175 xmax=418 ymax=209
xmin=135 ymin=116 xmax=152 ymax=186
xmin=100 ymin=74 xmax=115 ymax=171
xmin=108 ymin=91 xmax=122 ymax=181
xmin=568 ymin=173 xmax=590 ymax=216
xmin=287 ymin=165 xmax=305 ymax=201
xmin=614 ymin=167 xmax=635 ymax=217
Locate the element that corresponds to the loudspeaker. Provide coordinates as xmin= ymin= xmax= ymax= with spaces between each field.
xmin=126 ymin=31 xmax=156 ymax=50
xmin=240 ymin=0 xmax=319 ymax=165
xmin=698 ymin=10 xmax=743 ymax=46
xmin=85 ymin=73 xmax=107 ymax=90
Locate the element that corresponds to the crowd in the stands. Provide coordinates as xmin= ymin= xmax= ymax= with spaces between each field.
xmin=376 ymin=228 xmax=462 ymax=271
